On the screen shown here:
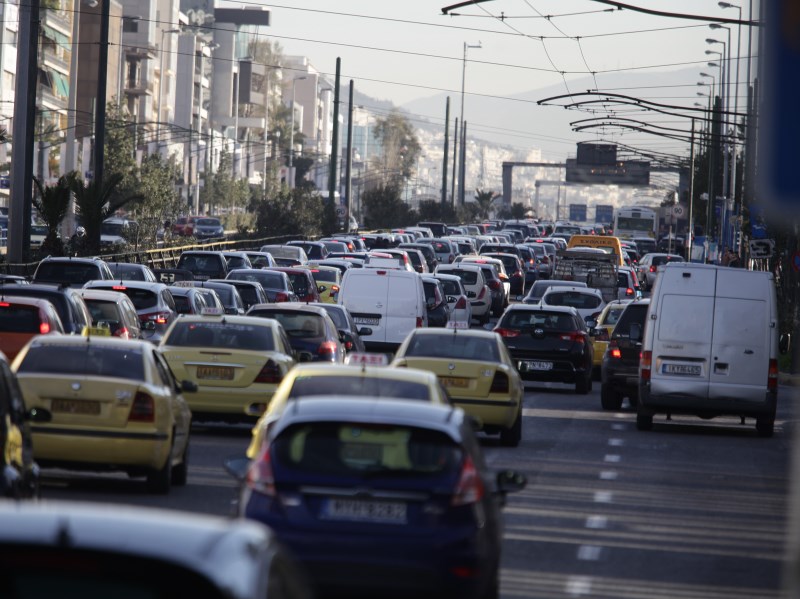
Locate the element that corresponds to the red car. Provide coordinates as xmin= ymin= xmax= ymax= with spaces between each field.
xmin=172 ymin=216 xmax=201 ymax=237
xmin=264 ymin=267 xmax=321 ymax=303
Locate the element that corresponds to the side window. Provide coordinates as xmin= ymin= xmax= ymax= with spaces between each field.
xmin=152 ymin=351 xmax=175 ymax=389
xmin=71 ymin=295 xmax=91 ymax=328
xmin=280 ymin=329 xmax=293 ymax=355
xmin=162 ymin=290 xmax=176 ymax=311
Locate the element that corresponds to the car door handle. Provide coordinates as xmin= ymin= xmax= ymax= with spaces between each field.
xmin=744 ymin=349 xmax=754 ymax=355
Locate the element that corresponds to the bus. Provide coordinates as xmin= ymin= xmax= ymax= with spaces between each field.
xmin=613 ymin=206 xmax=657 ymax=240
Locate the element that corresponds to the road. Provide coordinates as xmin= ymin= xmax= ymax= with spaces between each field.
xmin=40 ymin=379 xmax=792 ymax=598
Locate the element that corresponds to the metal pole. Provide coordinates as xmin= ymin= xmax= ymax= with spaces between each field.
xmin=288 ymin=77 xmax=299 ymax=188
xmin=93 ymin=0 xmax=110 ymax=190
xmin=62 ymin=0 xmax=81 ymax=238
xmin=233 ymin=61 xmax=240 ymax=177
xmin=450 ymin=118 xmax=458 ymax=205
xmin=688 ymin=117 xmax=696 ymax=261
xmin=345 ymin=79 xmax=354 ymax=230
xmin=262 ymin=67 xmax=269 ymax=199
xmin=459 ymin=120 xmax=467 ymax=206
xmin=329 ymin=57 xmax=341 ymax=204
xmin=441 ymin=96 xmax=449 ymax=206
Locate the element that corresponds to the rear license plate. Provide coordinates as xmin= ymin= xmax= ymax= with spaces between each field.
xmin=353 ymin=317 xmax=380 ymax=326
xmin=662 ymin=364 xmax=702 ymax=376
xmin=323 ymin=499 xmax=407 ymax=524
xmin=440 ymin=376 xmax=470 ymax=389
xmin=51 ymin=399 xmax=101 ymax=415
xmin=196 ymin=366 xmax=234 ymax=380
xmin=521 ymin=360 xmax=553 ymax=371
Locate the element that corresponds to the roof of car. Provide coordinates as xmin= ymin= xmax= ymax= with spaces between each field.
xmin=26 ymin=335 xmax=151 ymax=350
xmin=79 ymin=288 xmax=134 ymax=302
xmin=169 ymin=314 xmax=281 ymax=328
xmin=542 ymin=285 xmax=603 ymax=296
xmin=247 ymin=303 xmax=329 ymax=316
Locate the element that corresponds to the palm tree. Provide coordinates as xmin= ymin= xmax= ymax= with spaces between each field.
xmin=70 ymin=173 xmax=142 ymax=256
xmin=474 ymin=189 xmax=498 ymax=220
xmin=33 ymin=172 xmax=77 ymax=257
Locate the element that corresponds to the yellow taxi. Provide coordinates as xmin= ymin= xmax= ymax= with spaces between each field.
xmin=245 ymin=359 xmax=450 ymax=458
xmin=159 ymin=314 xmax=297 ymax=422
xmin=306 ymin=264 xmax=342 ymax=304
xmin=591 ymin=300 xmax=631 ymax=377
xmin=11 ymin=336 xmax=194 ymax=494
xmin=392 ymin=326 xmax=525 ymax=447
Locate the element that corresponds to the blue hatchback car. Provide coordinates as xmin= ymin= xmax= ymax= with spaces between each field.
xmin=228 ymin=398 xmax=526 ymax=599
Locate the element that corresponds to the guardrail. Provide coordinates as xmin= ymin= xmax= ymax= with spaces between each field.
xmin=0 ymin=233 xmax=305 ymax=278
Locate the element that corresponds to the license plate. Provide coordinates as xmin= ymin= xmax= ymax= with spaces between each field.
xmin=662 ymin=364 xmax=702 ymax=376
xmin=440 ymin=376 xmax=470 ymax=389
xmin=354 ymin=317 xmax=380 ymax=326
xmin=323 ymin=499 xmax=407 ymax=524
xmin=521 ymin=360 xmax=553 ymax=371
xmin=51 ymin=399 xmax=101 ymax=415
xmin=196 ymin=366 xmax=234 ymax=380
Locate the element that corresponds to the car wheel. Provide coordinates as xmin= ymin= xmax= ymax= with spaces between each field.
xmin=500 ymin=409 xmax=522 ymax=447
xmin=575 ymin=372 xmax=590 ymax=395
xmin=756 ymin=414 xmax=775 ymax=438
xmin=636 ymin=409 xmax=654 ymax=431
xmin=171 ymin=436 xmax=189 ymax=486
xmin=600 ymin=383 xmax=623 ymax=410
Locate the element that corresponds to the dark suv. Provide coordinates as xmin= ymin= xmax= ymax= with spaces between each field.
xmin=32 ymin=257 xmax=114 ymax=288
xmin=176 ymin=251 xmax=228 ymax=281
xmin=600 ymin=298 xmax=650 ymax=410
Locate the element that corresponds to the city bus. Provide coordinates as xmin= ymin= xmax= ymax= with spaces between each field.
xmin=613 ymin=206 xmax=657 ymax=240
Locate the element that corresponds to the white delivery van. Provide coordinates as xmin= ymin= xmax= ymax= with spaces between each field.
xmin=338 ymin=268 xmax=427 ymax=352
xmin=638 ymin=262 xmax=787 ymax=437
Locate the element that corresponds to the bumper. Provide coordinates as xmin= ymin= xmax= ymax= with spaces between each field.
xmin=602 ymin=361 xmax=639 ymax=392
xmin=448 ymin=396 xmax=519 ymax=428
xmin=639 ymin=383 xmax=777 ymax=418
xmin=188 ymin=385 xmax=277 ymax=417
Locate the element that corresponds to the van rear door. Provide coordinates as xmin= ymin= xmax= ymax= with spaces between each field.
xmin=385 ymin=272 xmax=422 ymax=344
xmin=651 ymin=267 xmax=714 ymax=399
xmin=708 ymin=269 xmax=770 ymax=401
xmin=341 ymin=271 xmax=390 ymax=344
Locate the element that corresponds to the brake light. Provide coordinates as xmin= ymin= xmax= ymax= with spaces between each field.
xmin=477 ymin=287 xmax=486 ymax=300
xmin=768 ymin=359 xmax=778 ymax=392
xmin=344 ymin=341 xmax=353 ymax=351
xmin=39 ymin=321 xmax=51 ymax=334
xmin=452 ymin=454 xmax=484 ymax=506
xmin=0 ymin=302 xmax=9 ymax=307
xmin=649 ymin=265 xmax=656 ymax=273
xmin=641 ymin=350 xmax=652 ymax=381
xmin=129 ymin=392 xmax=155 ymax=423
xmin=487 ymin=280 xmax=501 ymax=291
xmin=489 ymin=371 xmax=509 ymax=393
xmin=142 ymin=311 xmax=171 ymax=325
xmin=318 ymin=341 xmax=338 ymax=357
xmin=114 ymin=326 xmax=129 ymax=339
xmin=560 ymin=332 xmax=586 ymax=345
xmin=455 ymin=296 xmax=467 ymax=309
xmin=112 ymin=285 xmax=127 ymax=290
xmin=494 ymin=328 xmax=519 ymax=338
xmin=247 ymin=444 xmax=276 ymax=496
xmin=255 ymin=359 xmax=283 ymax=384
xmin=416 ymin=317 xmax=423 ymax=328
xmin=331 ymin=285 xmax=340 ymax=294
xmin=625 ymin=287 xmax=634 ymax=296
xmin=275 ymin=292 xmax=289 ymax=302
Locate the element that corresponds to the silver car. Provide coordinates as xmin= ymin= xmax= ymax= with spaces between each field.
xmin=433 ymin=273 xmax=473 ymax=328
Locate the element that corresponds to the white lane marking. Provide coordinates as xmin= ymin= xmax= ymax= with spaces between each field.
xmin=599 ymin=470 xmax=618 ymax=480
xmin=608 ymin=438 xmax=624 ymax=447
xmin=594 ymin=491 xmax=613 ymax=503
xmin=604 ymin=454 xmax=621 ymax=463
xmin=577 ymin=545 xmax=603 ymax=561
xmin=565 ymin=576 xmax=593 ymax=596
xmin=611 ymin=423 xmax=627 ymax=430
xmin=585 ymin=515 xmax=608 ymax=529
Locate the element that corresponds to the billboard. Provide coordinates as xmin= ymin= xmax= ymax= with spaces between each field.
xmin=565 ymin=159 xmax=650 ymax=186
xmin=569 ymin=204 xmax=587 ymax=223
xmin=595 ymin=204 xmax=614 ymax=224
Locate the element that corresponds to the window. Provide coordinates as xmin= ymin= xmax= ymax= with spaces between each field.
xmin=405 ymin=334 xmax=500 ymax=362
xmin=18 ymin=345 xmax=145 ymax=380
xmin=165 ymin=321 xmax=276 ymax=351
xmin=288 ymin=376 xmax=431 ymax=401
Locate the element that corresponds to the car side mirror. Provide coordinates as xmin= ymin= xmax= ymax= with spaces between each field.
xmin=499 ymin=273 xmax=509 ymax=281
xmin=780 ymin=333 xmax=791 ymax=355
xmin=317 ymin=284 xmax=327 ymax=293
xmin=179 ymin=379 xmax=198 ymax=393
xmin=338 ymin=329 xmax=353 ymax=344
xmin=297 ymin=351 xmax=314 ymax=363
xmin=246 ymin=402 xmax=267 ymax=417
xmin=629 ymin=322 xmax=643 ymax=342
xmin=496 ymin=470 xmax=527 ymax=494
xmin=467 ymin=290 xmax=477 ymax=299
xmin=357 ymin=327 xmax=372 ymax=336
xmin=143 ymin=321 xmax=156 ymax=331
xmin=585 ymin=318 xmax=598 ymax=330
xmin=223 ymin=457 xmax=251 ymax=483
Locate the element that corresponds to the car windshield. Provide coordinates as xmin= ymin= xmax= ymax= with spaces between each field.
xmin=35 ymin=262 xmax=98 ymax=285
xmin=164 ymin=321 xmax=275 ymax=351
xmin=31 ymin=225 xmax=48 ymax=236
xmin=544 ymin=291 xmax=601 ymax=310
xmin=652 ymin=255 xmax=684 ymax=266
xmin=288 ymin=376 xmax=431 ymax=401
xmin=177 ymin=255 xmax=224 ymax=275
xmin=197 ymin=218 xmax=220 ymax=227
xmin=0 ymin=304 xmax=40 ymax=332
xmin=273 ymin=423 xmax=462 ymax=478
xmin=17 ymin=344 xmax=144 ymax=380
xmin=404 ymin=334 xmax=500 ymax=362
xmin=101 ymin=223 xmax=125 ymax=236
xmin=250 ymin=311 xmax=325 ymax=338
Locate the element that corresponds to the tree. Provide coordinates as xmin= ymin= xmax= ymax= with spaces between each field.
xmin=474 ymin=189 xmax=498 ymax=220
xmin=71 ymin=174 xmax=141 ymax=255
xmin=417 ymin=200 xmax=457 ymax=223
xmin=103 ymin=102 xmax=138 ymax=203
xmin=510 ymin=202 xmax=527 ymax=219
xmin=131 ymin=154 xmax=184 ymax=245
xmin=254 ymin=186 xmax=324 ymax=238
xmin=362 ymin=184 xmax=416 ymax=229
xmin=32 ymin=172 xmax=76 ymax=256
xmin=371 ymin=110 xmax=421 ymax=185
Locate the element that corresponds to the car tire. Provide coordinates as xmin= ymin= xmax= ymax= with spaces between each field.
xmin=500 ymin=409 xmax=522 ymax=447
xmin=636 ymin=409 xmax=654 ymax=431
xmin=171 ymin=437 xmax=189 ymax=486
xmin=756 ymin=415 xmax=775 ymax=438
xmin=575 ymin=372 xmax=590 ymax=395
xmin=600 ymin=383 xmax=623 ymax=410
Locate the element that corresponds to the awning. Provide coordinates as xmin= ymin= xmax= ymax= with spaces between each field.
xmin=41 ymin=25 xmax=71 ymax=51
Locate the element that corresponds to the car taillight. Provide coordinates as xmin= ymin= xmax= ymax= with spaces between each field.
xmin=560 ymin=332 xmax=585 ymax=345
xmin=488 ymin=280 xmax=501 ymax=291
xmin=0 ymin=302 xmax=9 ymax=307
xmin=625 ymin=287 xmax=634 ymax=296
xmin=768 ymin=359 xmax=778 ymax=392
xmin=275 ymin=292 xmax=289 ymax=302
xmin=331 ymin=285 xmax=340 ymax=294
xmin=129 ymin=392 xmax=155 ymax=423
xmin=114 ymin=326 xmax=129 ymax=339
xmin=595 ymin=328 xmax=609 ymax=342
xmin=247 ymin=444 xmax=276 ymax=496
xmin=142 ymin=311 xmax=170 ymax=325
xmin=344 ymin=340 xmax=353 ymax=351
xmin=416 ymin=317 xmax=423 ymax=328
xmin=494 ymin=328 xmax=519 ymax=338
xmin=649 ymin=265 xmax=656 ymax=273
xmin=452 ymin=454 xmax=484 ymax=506
xmin=255 ymin=359 xmax=282 ymax=384
xmin=318 ymin=341 xmax=338 ymax=357
xmin=448 ymin=255 xmax=455 ymax=263
xmin=608 ymin=339 xmax=622 ymax=358
xmin=489 ymin=371 xmax=509 ymax=393
xmin=455 ymin=296 xmax=467 ymax=309
xmin=641 ymin=350 xmax=652 ymax=381
xmin=477 ymin=287 xmax=486 ymax=300
xmin=39 ymin=321 xmax=51 ymax=334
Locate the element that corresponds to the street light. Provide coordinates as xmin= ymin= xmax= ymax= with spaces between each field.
xmin=157 ymin=28 xmax=181 ymax=150
xmin=288 ymin=75 xmax=307 ymax=188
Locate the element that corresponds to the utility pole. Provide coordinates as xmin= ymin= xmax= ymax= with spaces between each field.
xmin=441 ymin=97 xmax=449 ymax=206
xmin=459 ymin=121 xmax=467 ymax=205
xmin=450 ymin=118 xmax=458 ymax=206
xmin=345 ymin=80 xmax=354 ymax=230
xmin=93 ymin=0 xmax=111 ymax=191
xmin=328 ymin=57 xmax=341 ymax=205
xmin=687 ymin=117 xmax=696 ymax=261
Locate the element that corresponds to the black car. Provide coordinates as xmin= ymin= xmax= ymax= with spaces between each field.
xmin=207 ymin=279 xmax=270 ymax=311
xmin=192 ymin=281 xmax=245 ymax=315
xmin=600 ymin=299 xmax=650 ymax=410
xmin=175 ymin=251 xmax=228 ymax=281
xmin=225 ymin=269 xmax=298 ymax=303
xmin=246 ymin=303 xmax=346 ymax=363
xmin=494 ymin=304 xmax=595 ymax=394
xmin=482 ymin=253 xmax=525 ymax=297
xmin=309 ymin=302 xmax=369 ymax=353
xmin=32 ymin=256 xmax=114 ymax=288
xmin=421 ymin=276 xmax=451 ymax=328
xmin=399 ymin=243 xmax=438 ymax=272
xmin=0 ymin=353 xmax=50 ymax=499
xmin=0 ymin=284 xmax=92 ymax=334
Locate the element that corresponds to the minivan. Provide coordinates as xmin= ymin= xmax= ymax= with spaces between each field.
xmin=337 ymin=268 xmax=427 ymax=352
xmin=638 ymin=263 xmax=787 ymax=437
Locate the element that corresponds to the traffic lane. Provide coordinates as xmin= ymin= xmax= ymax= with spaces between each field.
xmin=39 ymin=422 xmax=252 ymax=515
xmin=487 ymin=383 xmax=790 ymax=598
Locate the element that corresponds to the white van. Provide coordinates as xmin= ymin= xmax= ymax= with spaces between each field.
xmin=638 ymin=262 xmax=787 ymax=437
xmin=338 ymin=268 xmax=427 ymax=352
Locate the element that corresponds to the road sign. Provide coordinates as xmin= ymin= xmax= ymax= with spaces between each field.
xmin=749 ymin=239 xmax=775 ymax=259
xmin=672 ymin=204 xmax=685 ymax=218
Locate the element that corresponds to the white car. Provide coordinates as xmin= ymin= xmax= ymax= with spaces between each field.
xmin=435 ymin=263 xmax=491 ymax=325
xmin=540 ymin=285 xmax=606 ymax=323
xmin=433 ymin=272 xmax=473 ymax=328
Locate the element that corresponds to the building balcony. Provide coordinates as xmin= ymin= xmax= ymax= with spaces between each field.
xmin=42 ymin=50 xmax=69 ymax=74
xmin=125 ymin=45 xmax=157 ymax=60
xmin=125 ymin=80 xmax=154 ymax=96
xmin=39 ymin=88 xmax=67 ymax=111
xmin=42 ymin=9 xmax=71 ymax=35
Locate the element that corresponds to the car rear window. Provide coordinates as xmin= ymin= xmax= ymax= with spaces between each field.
xmin=502 ymin=310 xmax=576 ymax=331
xmin=164 ymin=321 xmax=275 ymax=351
xmin=438 ymin=279 xmax=461 ymax=296
xmin=17 ymin=344 xmax=144 ymax=380
xmin=110 ymin=264 xmax=147 ymax=281
xmin=286 ymin=273 xmax=311 ymax=296
xmin=0 ymin=304 xmax=40 ymax=332
xmin=544 ymin=291 xmax=602 ymax=310
xmin=224 ymin=255 xmax=248 ymax=269
xmin=249 ymin=310 xmax=325 ymax=339
xmin=320 ymin=307 xmax=346 ymax=329
xmin=197 ymin=218 xmax=221 ymax=227
xmin=177 ymin=255 xmax=225 ymax=275
xmin=84 ymin=299 xmax=121 ymax=324
xmin=95 ymin=286 xmax=158 ymax=310
xmin=603 ymin=307 xmax=626 ymax=326
xmin=34 ymin=262 xmax=100 ymax=285
xmin=651 ymin=255 xmax=684 ymax=266
xmin=612 ymin=304 xmax=649 ymax=338
xmin=404 ymin=334 xmax=499 ymax=362
xmin=447 ymin=269 xmax=478 ymax=285
xmin=288 ymin=376 xmax=431 ymax=401
xmin=310 ymin=269 xmax=337 ymax=283
xmin=228 ymin=271 xmax=285 ymax=289
xmin=273 ymin=423 xmax=462 ymax=478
